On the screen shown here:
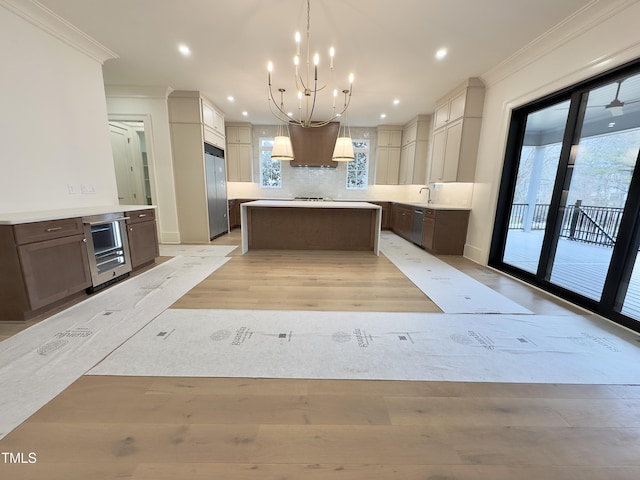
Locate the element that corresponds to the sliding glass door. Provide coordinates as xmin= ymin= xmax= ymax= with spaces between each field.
xmin=491 ymin=62 xmax=640 ymax=333
xmin=502 ymin=101 xmax=569 ymax=274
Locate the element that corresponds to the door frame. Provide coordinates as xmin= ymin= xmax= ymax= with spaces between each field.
xmin=489 ymin=59 xmax=640 ymax=333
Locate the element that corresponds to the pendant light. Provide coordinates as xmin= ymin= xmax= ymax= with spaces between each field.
xmin=271 ymin=88 xmax=294 ymax=161
xmin=332 ymin=101 xmax=355 ymax=161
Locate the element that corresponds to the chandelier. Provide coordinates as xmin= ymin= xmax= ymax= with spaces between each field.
xmin=267 ymin=0 xmax=355 ymax=161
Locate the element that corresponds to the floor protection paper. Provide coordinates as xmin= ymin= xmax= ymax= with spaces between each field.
xmin=0 ymin=255 xmax=229 ymax=440
xmin=379 ymin=232 xmax=532 ymax=314
xmin=89 ymin=308 xmax=640 ymax=384
xmin=159 ymin=244 xmax=237 ymax=257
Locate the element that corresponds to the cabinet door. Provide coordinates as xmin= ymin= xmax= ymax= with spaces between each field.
xmin=387 ymin=148 xmax=400 ymax=184
xmin=429 ymin=128 xmax=447 ymax=183
xmin=442 ymin=120 xmax=463 ymax=182
xmin=127 ymin=220 xmax=159 ymax=270
xmin=238 ymin=144 xmax=253 ymax=182
xmin=378 ymin=129 xmax=402 ymax=147
xmin=448 ymin=91 xmax=466 ymax=123
xmin=237 ymin=126 xmax=252 ymax=143
xmin=227 ymin=144 xmax=240 ymax=181
xmin=377 ymin=147 xmax=400 ymax=184
xmin=204 ymin=126 xmax=225 ymax=149
xmin=434 ymin=103 xmax=450 ymax=130
xmin=399 ymin=142 xmax=416 ymax=185
xmin=18 ymin=234 xmax=91 ymax=310
xmin=402 ymin=123 xmax=417 ymax=146
xmin=422 ymin=217 xmax=435 ymax=251
xmin=226 ymin=126 xmax=239 ymax=143
xmin=202 ymin=102 xmax=215 ymax=128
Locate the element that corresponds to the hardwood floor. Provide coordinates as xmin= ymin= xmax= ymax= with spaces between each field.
xmin=1 ymin=229 xmax=639 ymax=479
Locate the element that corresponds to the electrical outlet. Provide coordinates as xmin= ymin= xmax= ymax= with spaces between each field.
xmin=81 ymin=184 xmax=96 ymax=194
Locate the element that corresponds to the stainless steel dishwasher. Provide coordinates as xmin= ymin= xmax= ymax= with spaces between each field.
xmin=411 ymin=207 xmax=425 ymax=245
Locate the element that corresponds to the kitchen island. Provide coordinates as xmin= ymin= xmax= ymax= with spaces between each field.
xmin=240 ymin=200 xmax=382 ymax=255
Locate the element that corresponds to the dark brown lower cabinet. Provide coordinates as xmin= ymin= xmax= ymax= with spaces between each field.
xmin=391 ymin=203 xmax=413 ymax=239
xmin=125 ymin=209 xmax=159 ymax=270
xmin=18 ymin=234 xmax=92 ymax=310
xmin=0 ymin=218 xmax=91 ymax=321
xmin=422 ymin=208 xmax=470 ymax=255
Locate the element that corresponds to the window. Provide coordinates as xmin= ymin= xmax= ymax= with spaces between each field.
xmin=259 ymin=138 xmax=282 ymax=188
xmin=346 ymin=139 xmax=369 ymax=189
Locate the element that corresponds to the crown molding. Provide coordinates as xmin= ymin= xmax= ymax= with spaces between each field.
xmin=0 ymin=0 xmax=118 ymax=64
xmin=105 ymin=85 xmax=174 ymax=99
xmin=480 ymin=0 xmax=638 ymax=87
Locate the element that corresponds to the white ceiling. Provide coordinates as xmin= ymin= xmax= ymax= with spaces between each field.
xmin=38 ymin=0 xmax=594 ymax=126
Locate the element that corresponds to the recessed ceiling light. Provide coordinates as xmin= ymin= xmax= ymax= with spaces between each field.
xmin=242 ymin=111 xmax=248 ymax=116
xmin=393 ymin=99 xmax=400 ymax=105
xmin=380 ymin=113 xmax=387 ymax=119
xmin=178 ymin=44 xmax=191 ymax=57
xmin=608 ymin=122 xmax=616 ymax=128
xmin=227 ymin=96 xmax=235 ymax=102
xmin=435 ymin=48 xmax=448 ymax=60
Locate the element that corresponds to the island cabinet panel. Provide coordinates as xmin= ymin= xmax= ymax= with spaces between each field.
xmin=421 ymin=208 xmax=470 ymax=255
xmin=247 ymin=207 xmax=376 ymax=251
xmin=125 ymin=208 xmax=159 ymax=270
xmin=369 ymin=202 xmax=392 ymax=229
xmin=228 ymin=199 xmax=254 ymax=229
xmin=0 ymin=218 xmax=92 ymax=321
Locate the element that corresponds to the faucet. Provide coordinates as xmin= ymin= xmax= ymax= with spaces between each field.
xmin=419 ymin=186 xmax=432 ymax=203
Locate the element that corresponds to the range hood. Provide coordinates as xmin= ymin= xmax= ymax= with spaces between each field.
xmin=289 ymin=122 xmax=340 ymax=168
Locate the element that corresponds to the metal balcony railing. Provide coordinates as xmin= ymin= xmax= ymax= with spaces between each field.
xmin=509 ymin=201 xmax=624 ymax=247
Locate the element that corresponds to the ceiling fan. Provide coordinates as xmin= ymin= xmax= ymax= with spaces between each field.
xmin=604 ymin=80 xmax=626 ymax=116
xmin=553 ymin=76 xmax=640 ymax=116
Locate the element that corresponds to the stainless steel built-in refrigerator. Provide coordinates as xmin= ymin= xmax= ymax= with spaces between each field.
xmin=204 ymin=144 xmax=228 ymax=240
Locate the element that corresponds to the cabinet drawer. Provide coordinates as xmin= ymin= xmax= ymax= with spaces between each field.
xmin=424 ymin=209 xmax=436 ymax=218
xmin=13 ymin=217 xmax=83 ymax=245
xmin=125 ymin=209 xmax=156 ymax=225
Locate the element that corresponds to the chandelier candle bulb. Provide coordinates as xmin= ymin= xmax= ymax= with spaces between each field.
xmin=329 ymin=47 xmax=335 ymax=68
xmin=295 ymin=31 xmax=301 ymax=56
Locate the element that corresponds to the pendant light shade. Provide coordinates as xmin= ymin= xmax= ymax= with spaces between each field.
xmin=332 ymin=136 xmax=355 ymax=161
xmin=271 ymin=135 xmax=294 ymax=161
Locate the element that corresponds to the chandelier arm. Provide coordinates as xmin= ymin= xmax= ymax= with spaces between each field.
xmin=267 ymin=83 xmax=294 ymax=122
xmin=267 ymin=92 xmax=292 ymax=124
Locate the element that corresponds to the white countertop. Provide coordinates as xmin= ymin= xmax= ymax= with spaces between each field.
xmin=0 ymin=205 xmax=155 ymax=225
xmin=402 ymin=202 xmax=471 ymax=210
xmin=242 ymin=200 xmax=382 ymax=209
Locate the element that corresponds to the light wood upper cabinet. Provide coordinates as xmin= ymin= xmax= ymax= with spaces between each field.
xmin=375 ymin=126 xmax=402 ymax=184
xmin=399 ymin=115 xmax=431 ymax=184
xmin=375 ymin=146 xmax=401 ymax=185
xmin=226 ymin=125 xmax=252 ymax=144
xmin=225 ymin=123 xmax=253 ymax=182
xmin=377 ymin=127 xmax=402 ymax=147
xmin=202 ymin=101 xmax=225 ymax=134
xmin=429 ymin=78 xmax=484 ymax=183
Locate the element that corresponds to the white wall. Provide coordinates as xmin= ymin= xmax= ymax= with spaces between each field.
xmin=105 ymin=86 xmax=180 ymax=243
xmin=466 ymin=0 xmax=640 ymax=264
xmin=0 ymin=2 xmax=118 ymax=214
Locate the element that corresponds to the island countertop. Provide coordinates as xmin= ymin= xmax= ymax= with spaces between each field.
xmin=242 ymin=200 xmax=381 ymax=209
